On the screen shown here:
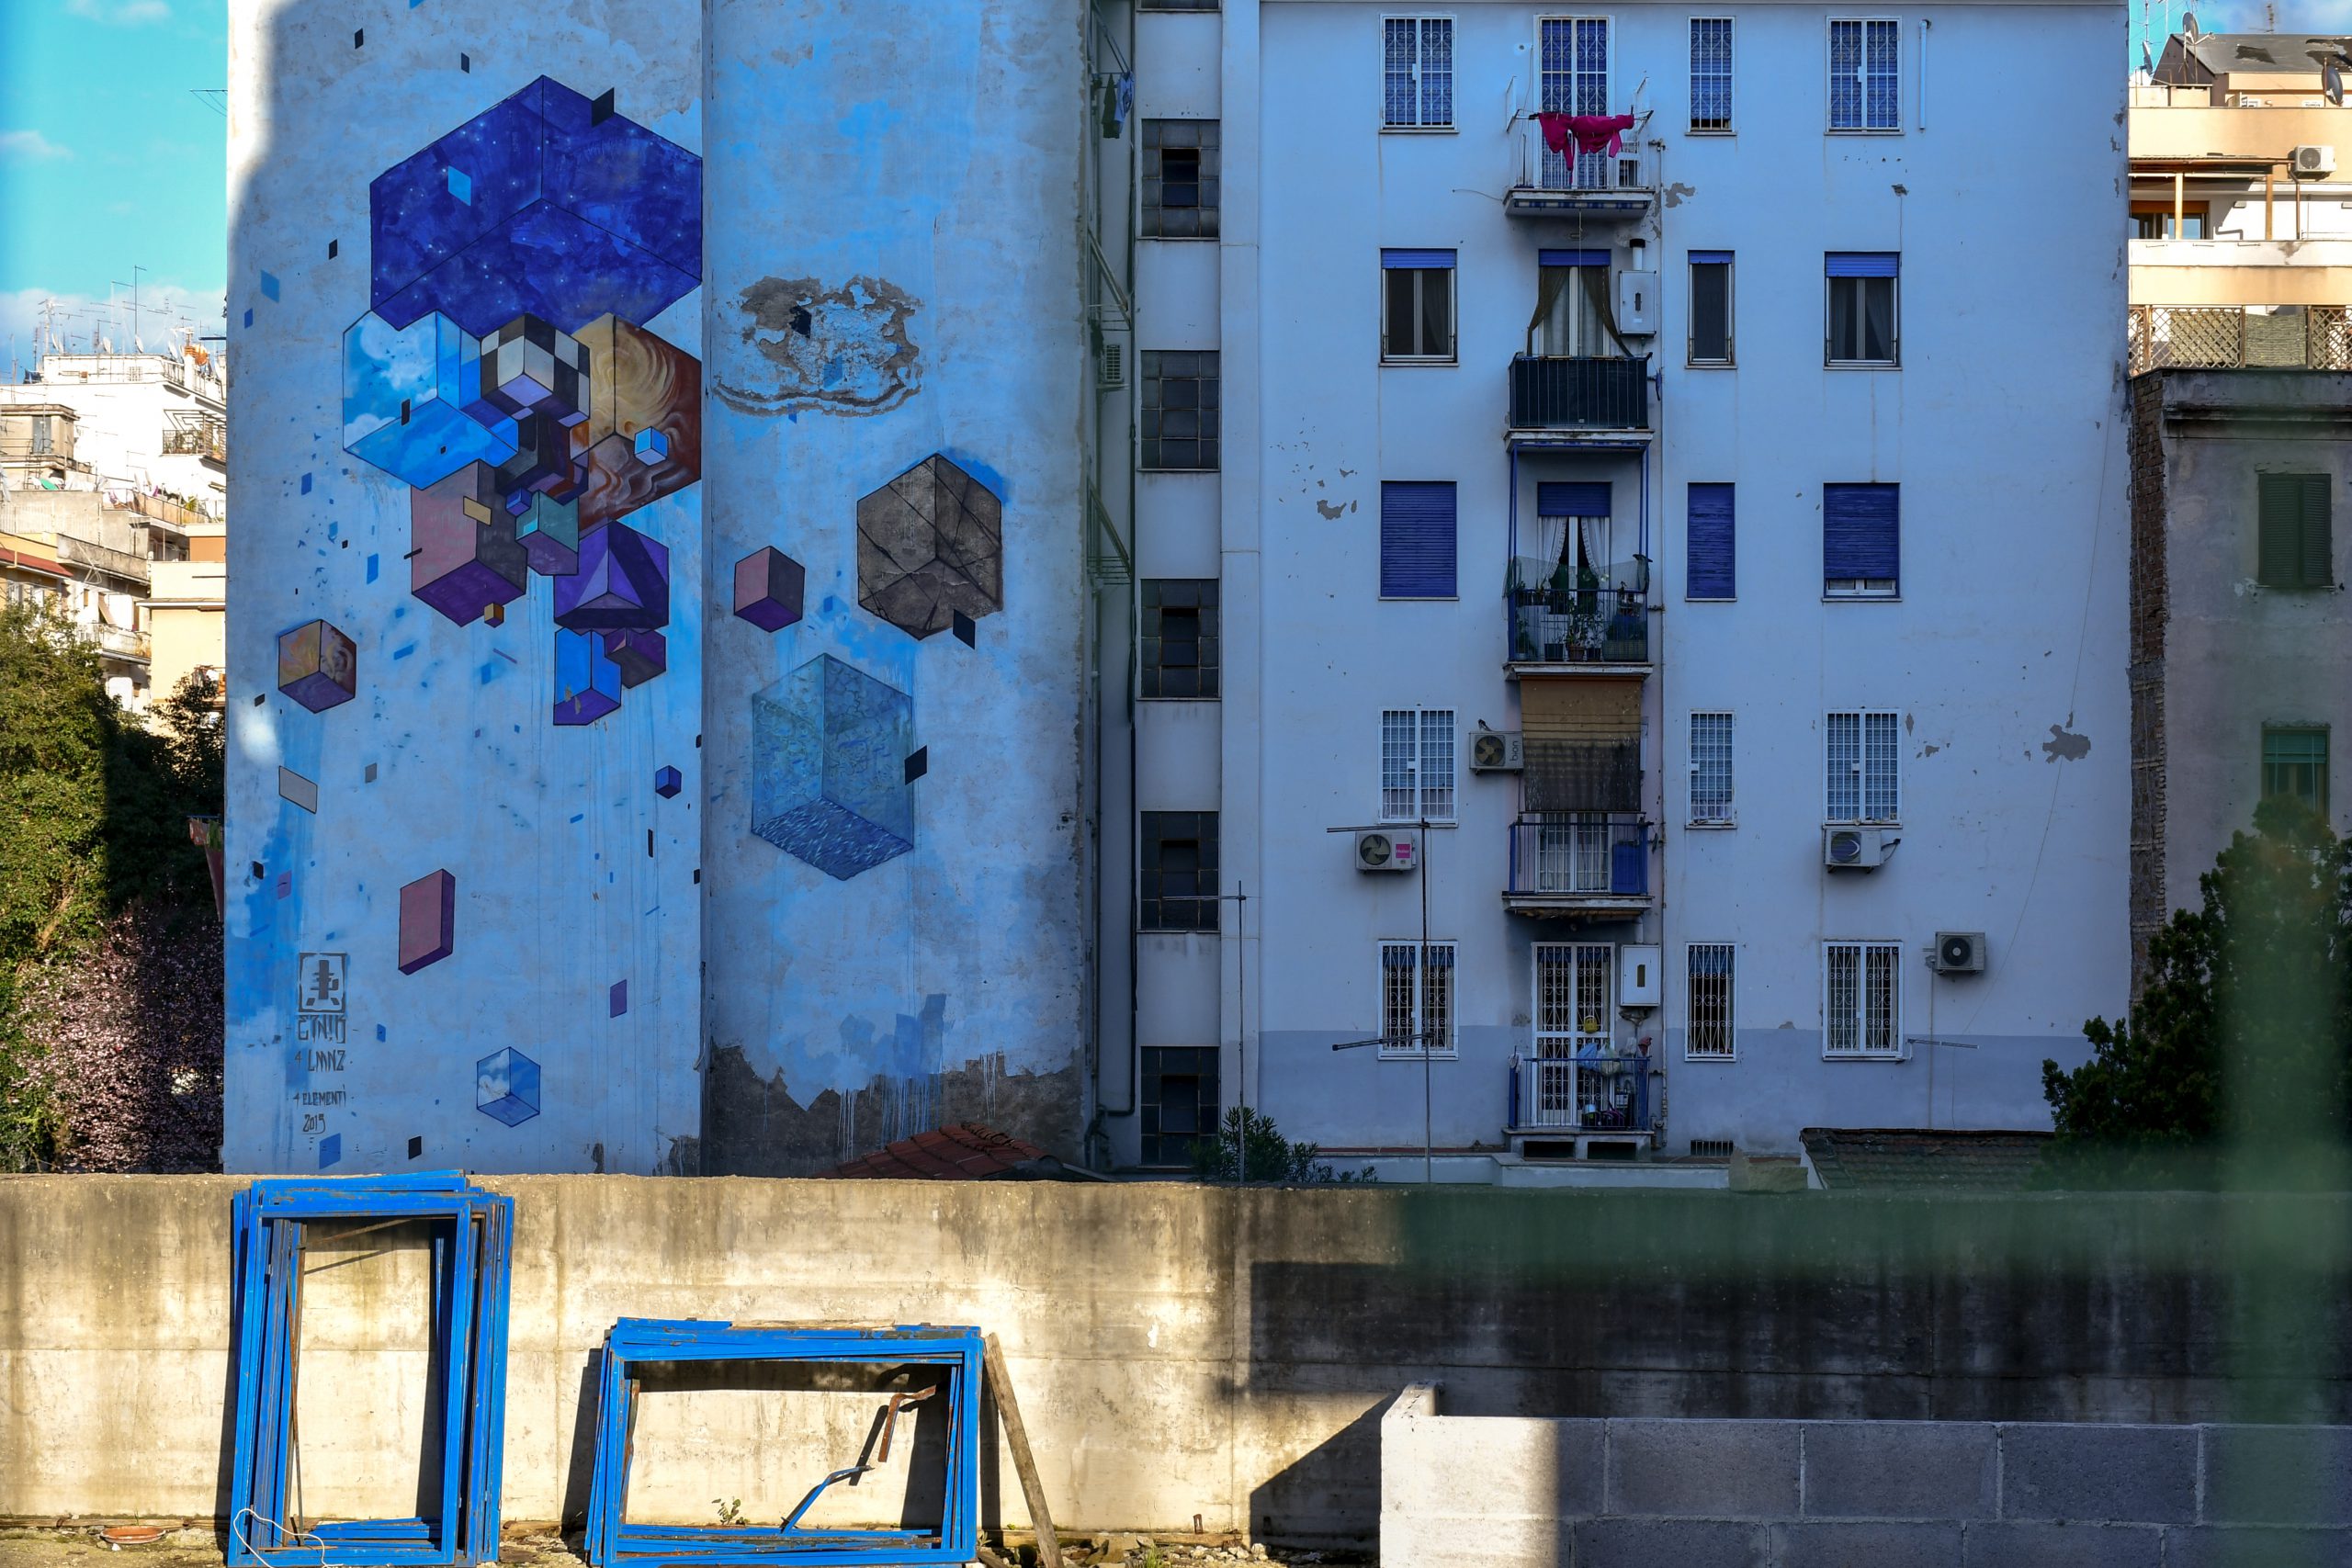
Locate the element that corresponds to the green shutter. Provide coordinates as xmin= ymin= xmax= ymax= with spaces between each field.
xmin=2299 ymin=473 xmax=2333 ymax=587
xmin=2259 ymin=474 xmax=2303 ymax=587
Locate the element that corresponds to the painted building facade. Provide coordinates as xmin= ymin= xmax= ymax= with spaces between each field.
xmin=1099 ymin=0 xmax=2130 ymax=1172
xmin=225 ymin=0 xmax=1094 ymax=1174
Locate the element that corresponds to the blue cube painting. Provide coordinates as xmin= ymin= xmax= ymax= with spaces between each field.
xmin=369 ymin=77 xmax=704 ymax=336
xmin=751 ymin=654 xmax=915 ymax=880
xmin=475 ymin=1046 xmax=542 ymax=1127
xmin=343 ymin=311 xmax=518 ymax=491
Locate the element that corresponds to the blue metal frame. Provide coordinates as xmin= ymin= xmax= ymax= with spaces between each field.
xmin=227 ymin=1174 xmax=514 ymax=1568
xmin=584 ymin=1321 xmax=983 ymax=1568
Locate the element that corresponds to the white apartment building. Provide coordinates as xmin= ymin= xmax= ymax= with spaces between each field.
xmin=1093 ymin=0 xmax=2130 ymax=1173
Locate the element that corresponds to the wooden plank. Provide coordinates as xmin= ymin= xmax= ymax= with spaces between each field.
xmin=981 ymin=1333 xmax=1061 ymax=1568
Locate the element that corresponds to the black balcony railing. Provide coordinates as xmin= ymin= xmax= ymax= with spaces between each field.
xmin=1510 ymin=1050 xmax=1657 ymax=1134
xmin=1510 ymin=355 xmax=1649 ymax=431
xmin=1507 ymin=558 xmax=1649 ymax=664
xmin=1506 ymin=813 xmax=1650 ymax=898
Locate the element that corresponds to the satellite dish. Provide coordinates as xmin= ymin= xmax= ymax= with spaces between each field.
xmin=2144 ymin=39 xmax=2156 ymax=73
xmin=2183 ymin=10 xmax=2200 ymax=41
xmin=2329 ymin=60 xmax=2346 ymax=106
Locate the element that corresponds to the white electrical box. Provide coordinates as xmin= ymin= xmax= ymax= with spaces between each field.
xmin=1616 ymin=271 xmax=1659 ymax=335
xmin=1618 ymin=944 xmax=1662 ymax=1009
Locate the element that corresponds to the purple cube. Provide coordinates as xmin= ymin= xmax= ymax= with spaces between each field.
xmin=277 ymin=620 xmax=358 ymax=712
xmin=732 ymin=546 xmax=805 ymax=633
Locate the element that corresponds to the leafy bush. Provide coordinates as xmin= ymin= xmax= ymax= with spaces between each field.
xmin=1189 ymin=1107 xmax=1374 ymax=1185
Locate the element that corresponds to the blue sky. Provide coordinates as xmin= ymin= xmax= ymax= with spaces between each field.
xmin=0 ymin=0 xmax=228 ymax=373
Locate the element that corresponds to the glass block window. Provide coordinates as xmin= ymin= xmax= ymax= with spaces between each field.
xmin=1384 ymin=17 xmax=1453 ymax=128
xmin=1688 ymin=944 xmax=1736 ymax=1058
xmin=1139 ymin=811 xmax=1219 ymax=931
xmin=1825 ymin=942 xmax=1901 ymax=1055
xmin=1829 ymin=19 xmax=1900 ymax=131
xmin=1142 ymin=118 xmax=1220 ymax=238
xmin=1141 ymin=351 xmax=1220 ymax=471
xmin=1381 ymin=707 xmax=1456 ymax=823
xmin=1690 ymin=712 xmax=1734 ymax=824
xmin=1142 ymin=579 xmax=1220 ymax=698
xmin=1690 ymin=18 xmax=1734 ymax=131
xmin=1380 ymin=941 xmax=1457 ymax=1055
xmin=2263 ymin=727 xmax=2330 ymax=814
xmin=1140 ymin=1046 xmax=1220 ymax=1168
xmin=1826 ymin=710 xmax=1900 ymax=823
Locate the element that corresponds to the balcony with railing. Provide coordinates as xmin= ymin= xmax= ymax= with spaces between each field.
xmin=1508 ymin=1049 xmax=1657 ymax=1142
xmin=162 ymin=426 xmax=227 ymax=463
xmin=1506 ymin=116 xmax=1654 ymax=218
xmin=1506 ymin=558 xmax=1648 ymax=671
xmin=77 ymin=620 xmax=152 ymax=664
xmin=1509 ymin=355 xmax=1649 ymax=438
xmin=2129 ymin=304 xmax=2352 ymax=374
xmin=1504 ymin=812 xmax=1651 ymax=918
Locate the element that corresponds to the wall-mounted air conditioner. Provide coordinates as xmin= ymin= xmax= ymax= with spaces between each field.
xmin=1468 ymin=726 xmax=1525 ymax=773
xmin=2293 ymin=144 xmax=2336 ymax=178
xmin=1932 ymin=931 xmax=1987 ymax=975
xmin=1098 ymin=339 xmax=1126 ymax=390
xmin=1823 ymin=826 xmax=1899 ymax=871
xmin=1355 ymin=830 xmax=1419 ymax=873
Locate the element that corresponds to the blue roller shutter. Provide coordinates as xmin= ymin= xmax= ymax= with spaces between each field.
xmin=1381 ymin=481 xmax=1457 ymax=598
xmin=1537 ymin=481 xmax=1611 ymax=517
xmin=1687 ymin=483 xmax=1735 ymax=599
xmin=1382 ymin=248 xmax=1456 ymax=269
xmin=1539 ymin=249 xmax=1611 ymax=267
xmin=1823 ymin=483 xmax=1900 ymax=586
xmin=1825 ymin=252 xmax=1900 ymax=277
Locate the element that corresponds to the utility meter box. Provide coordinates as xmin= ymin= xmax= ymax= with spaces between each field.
xmin=1617 ymin=271 xmax=1660 ymax=334
xmin=1618 ymin=943 xmax=1662 ymax=1009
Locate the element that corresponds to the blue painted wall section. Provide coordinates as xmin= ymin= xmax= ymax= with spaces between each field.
xmin=750 ymin=654 xmax=916 ymax=881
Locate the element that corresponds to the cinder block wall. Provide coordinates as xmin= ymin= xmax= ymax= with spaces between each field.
xmin=6 ymin=1179 xmax=2352 ymax=1543
xmin=1384 ymin=1386 xmax=2352 ymax=1568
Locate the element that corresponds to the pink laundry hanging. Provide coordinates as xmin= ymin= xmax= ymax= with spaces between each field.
xmin=1534 ymin=111 xmax=1636 ymax=159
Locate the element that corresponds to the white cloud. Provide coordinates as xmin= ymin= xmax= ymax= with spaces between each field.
xmin=0 ymin=130 xmax=70 ymax=161
xmin=0 ymin=285 xmax=227 ymax=370
xmin=65 ymin=0 xmax=173 ymax=22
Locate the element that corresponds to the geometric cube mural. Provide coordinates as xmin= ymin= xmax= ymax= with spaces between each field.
xmin=343 ymin=310 xmax=519 ymax=492
xmin=409 ymin=461 xmax=528 ymax=626
xmin=855 ymin=453 xmax=1003 ymax=639
xmin=732 ymin=546 xmax=805 ymax=632
xmin=750 ymin=654 xmax=915 ymax=880
xmin=572 ymin=313 xmax=702 ymax=531
xmin=277 ymin=619 xmax=358 ymax=713
xmin=553 ymin=522 xmax=670 ymax=632
xmin=553 ymin=626 xmax=623 ymax=726
xmin=475 ymin=1045 xmax=541 ymax=1127
xmin=397 ymin=868 xmax=457 ymax=974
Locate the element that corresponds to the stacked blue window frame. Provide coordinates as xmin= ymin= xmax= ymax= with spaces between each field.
xmin=586 ymin=1321 xmax=985 ymax=1568
xmin=227 ymin=1173 xmax=514 ymax=1568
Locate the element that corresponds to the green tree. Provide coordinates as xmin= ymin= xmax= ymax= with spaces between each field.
xmin=1189 ymin=1107 xmax=1374 ymax=1185
xmin=2042 ymin=797 xmax=2352 ymax=1188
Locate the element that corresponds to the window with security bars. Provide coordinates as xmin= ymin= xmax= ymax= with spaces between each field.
xmin=1825 ymin=941 xmax=1900 ymax=1056
xmin=1141 ymin=352 xmax=1219 ymax=471
xmin=1828 ymin=19 xmax=1900 ymax=131
xmin=1826 ymin=710 xmax=1900 ymax=823
xmin=2263 ymin=728 xmax=2330 ymax=814
xmin=2256 ymin=473 xmax=2333 ymax=589
xmin=1139 ymin=811 xmax=1218 ymax=931
xmin=1141 ymin=579 xmax=1219 ymax=698
xmin=1381 ymin=707 xmax=1456 ymax=822
xmin=1540 ymin=17 xmax=1613 ymax=188
xmin=1140 ymin=1046 xmax=1220 ymax=1168
xmin=1690 ymin=712 xmax=1734 ymax=824
xmin=1142 ymin=119 xmax=1220 ymax=238
xmin=1687 ymin=944 xmax=1736 ymax=1058
xmin=1381 ymin=942 xmax=1456 ymax=1055
xmin=1533 ymin=942 xmax=1612 ymax=1056
xmin=1690 ymin=18 xmax=1733 ymax=131
xmin=1385 ymin=17 xmax=1453 ymax=128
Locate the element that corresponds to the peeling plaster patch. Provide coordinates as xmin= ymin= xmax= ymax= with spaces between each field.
xmin=1919 ymin=743 xmax=1941 ymax=759
xmin=1316 ymin=499 xmax=1350 ymax=520
xmin=2043 ymin=721 xmax=2091 ymax=762
xmin=1663 ymin=182 xmax=1696 ymax=208
xmin=716 ymin=275 xmax=920 ymax=416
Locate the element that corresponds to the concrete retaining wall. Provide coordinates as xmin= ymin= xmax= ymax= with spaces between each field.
xmin=1383 ymin=1384 xmax=2352 ymax=1567
xmin=7 ymin=1178 xmax=2352 ymax=1543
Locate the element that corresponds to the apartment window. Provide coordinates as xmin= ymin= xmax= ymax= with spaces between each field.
xmin=1539 ymin=17 xmax=1614 ymax=188
xmin=1687 ymin=944 xmax=1736 ymax=1058
xmin=2132 ymin=208 xmax=2207 ymax=240
xmin=1381 ymin=707 xmax=1456 ymax=822
xmin=2257 ymin=472 xmax=2333 ymax=589
xmin=1140 ymin=811 xmax=1219 ymax=931
xmin=1380 ymin=941 xmax=1457 ymax=1055
xmin=1140 ymin=1047 xmax=1220 ymax=1168
xmin=1143 ymin=119 xmax=1220 ymax=238
xmin=2263 ymin=727 xmax=2330 ymax=814
xmin=1828 ymin=18 xmax=1900 ymax=131
xmin=1142 ymin=580 xmax=1220 ymax=698
xmin=1689 ymin=254 xmax=1734 ymax=365
xmin=1690 ymin=18 xmax=1734 ymax=131
xmin=1826 ymin=710 xmax=1901 ymax=823
xmin=1686 ymin=483 xmax=1735 ymax=600
xmin=1380 ymin=481 xmax=1457 ymax=598
xmin=1690 ymin=712 xmax=1734 ymax=825
xmin=1141 ymin=351 xmax=1219 ymax=471
xmin=1823 ymin=483 xmax=1899 ymax=597
xmin=1826 ymin=254 xmax=1899 ymax=366
xmin=1384 ymin=17 xmax=1454 ymax=129
xmin=1824 ymin=942 xmax=1901 ymax=1056
xmin=29 ymin=415 xmax=52 ymax=456
xmin=1381 ymin=251 xmax=1456 ymax=361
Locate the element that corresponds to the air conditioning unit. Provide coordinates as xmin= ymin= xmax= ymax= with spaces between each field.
xmin=1354 ymin=829 xmax=1419 ymax=873
xmin=2292 ymin=144 xmax=2336 ymax=178
xmin=1468 ymin=726 xmax=1525 ymax=773
xmin=1932 ymin=931 xmax=1987 ymax=975
xmin=1823 ymin=826 xmax=1898 ymax=871
xmin=1098 ymin=339 xmax=1126 ymax=390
